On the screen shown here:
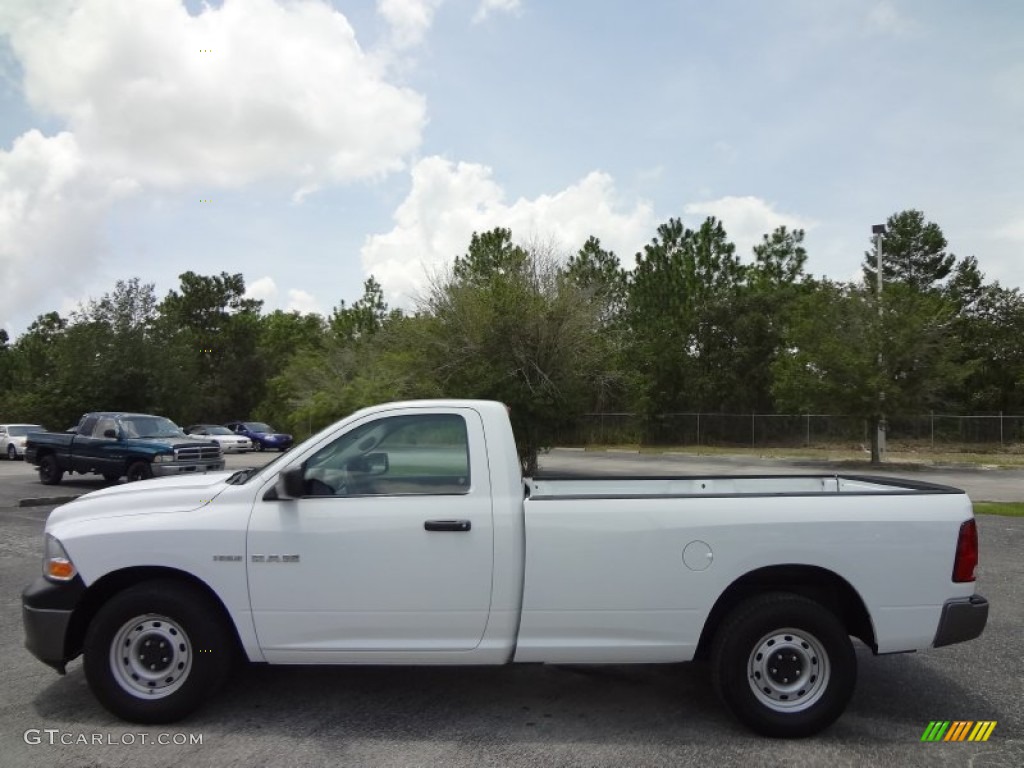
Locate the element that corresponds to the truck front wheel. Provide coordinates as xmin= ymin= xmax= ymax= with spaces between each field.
xmin=83 ymin=580 xmax=234 ymax=724
xmin=126 ymin=461 xmax=153 ymax=482
xmin=38 ymin=455 xmax=63 ymax=485
xmin=711 ymin=592 xmax=856 ymax=738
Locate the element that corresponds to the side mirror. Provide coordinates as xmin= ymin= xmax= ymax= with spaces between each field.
xmin=103 ymin=429 xmax=117 ymax=439
xmin=276 ymin=465 xmax=306 ymax=499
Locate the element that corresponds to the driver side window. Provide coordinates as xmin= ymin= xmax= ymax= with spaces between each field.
xmin=303 ymin=414 xmax=470 ymax=497
xmin=92 ymin=417 xmax=118 ymax=439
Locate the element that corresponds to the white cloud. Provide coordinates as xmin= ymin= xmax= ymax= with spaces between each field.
xmin=286 ymin=289 xmax=324 ymax=315
xmin=0 ymin=130 xmax=132 ymax=331
xmin=377 ymin=0 xmax=442 ymax=49
xmin=362 ymin=156 xmax=654 ymax=306
xmin=5 ymin=0 xmax=425 ymax=190
xmin=245 ymin=276 xmax=279 ymax=304
xmin=473 ymin=0 xmax=521 ymax=25
xmin=0 ymin=0 xmax=427 ymax=330
xmin=242 ymin=278 xmax=324 ymax=315
xmin=683 ymin=196 xmax=815 ymax=260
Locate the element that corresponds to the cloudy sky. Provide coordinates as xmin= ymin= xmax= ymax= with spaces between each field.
xmin=1 ymin=0 xmax=1021 ymax=337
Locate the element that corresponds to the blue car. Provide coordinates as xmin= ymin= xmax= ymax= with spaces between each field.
xmin=223 ymin=421 xmax=293 ymax=452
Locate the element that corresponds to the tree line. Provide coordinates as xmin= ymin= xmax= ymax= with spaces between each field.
xmin=1 ymin=210 xmax=1021 ymax=469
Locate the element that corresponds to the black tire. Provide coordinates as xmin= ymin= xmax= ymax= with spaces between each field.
xmin=83 ymin=579 xmax=234 ymax=724
xmin=103 ymin=472 xmax=121 ymax=483
xmin=6 ymin=444 xmax=17 ymax=460
xmin=126 ymin=461 xmax=153 ymax=482
xmin=711 ymin=592 xmax=856 ymax=738
xmin=38 ymin=454 xmax=63 ymax=485
xmin=253 ymin=440 xmax=264 ymax=452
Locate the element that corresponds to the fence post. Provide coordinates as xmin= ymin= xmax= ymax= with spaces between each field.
xmin=1000 ymin=411 xmax=1004 ymax=447
xmin=697 ymin=413 xmax=701 ymax=447
xmin=751 ymin=413 xmax=756 ymax=448
xmin=930 ymin=411 xmax=934 ymax=449
xmin=805 ymin=414 xmax=810 ymax=447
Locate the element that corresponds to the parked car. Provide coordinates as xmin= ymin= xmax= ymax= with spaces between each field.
xmin=223 ymin=420 xmax=292 ymax=452
xmin=22 ymin=400 xmax=987 ymax=736
xmin=25 ymin=412 xmax=225 ymax=484
xmin=1 ymin=423 xmax=45 ymax=460
xmin=184 ymin=424 xmax=252 ymax=453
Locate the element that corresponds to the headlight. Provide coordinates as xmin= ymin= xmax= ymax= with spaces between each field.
xmin=44 ymin=534 xmax=77 ymax=582
xmin=154 ymin=453 xmax=175 ymax=463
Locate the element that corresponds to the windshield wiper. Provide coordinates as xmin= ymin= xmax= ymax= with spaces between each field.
xmin=226 ymin=468 xmax=258 ymax=485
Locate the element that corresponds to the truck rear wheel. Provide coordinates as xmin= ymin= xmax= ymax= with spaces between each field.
xmin=711 ymin=592 xmax=856 ymax=738
xmin=126 ymin=461 xmax=153 ymax=482
xmin=38 ymin=454 xmax=63 ymax=485
xmin=83 ymin=580 xmax=233 ymax=723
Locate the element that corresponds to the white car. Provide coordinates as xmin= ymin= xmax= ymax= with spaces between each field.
xmin=183 ymin=424 xmax=252 ymax=453
xmin=1 ymin=423 xmax=45 ymax=460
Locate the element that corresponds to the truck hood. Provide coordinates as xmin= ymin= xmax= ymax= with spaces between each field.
xmin=47 ymin=471 xmax=234 ymax=527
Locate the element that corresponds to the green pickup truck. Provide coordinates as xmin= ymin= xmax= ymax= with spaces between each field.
xmin=25 ymin=412 xmax=225 ymax=484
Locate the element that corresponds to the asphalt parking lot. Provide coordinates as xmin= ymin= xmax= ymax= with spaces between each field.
xmin=1 ymin=452 xmax=1021 ymax=767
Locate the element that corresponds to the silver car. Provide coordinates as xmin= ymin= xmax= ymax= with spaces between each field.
xmin=183 ymin=424 xmax=253 ymax=453
xmin=1 ymin=423 xmax=45 ymax=460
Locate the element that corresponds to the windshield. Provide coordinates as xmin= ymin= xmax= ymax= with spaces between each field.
xmin=203 ymin=426 xmax=234 ymax=435
xmin=7 ymin=425 xmax=43 ymax=436
xmin=228 ymin=444 xmax=292 ymax=485
xmin=120 ymin=416 xmax=185 ymax=438
xmin=244 ymin=422 xmax=274 ymax=433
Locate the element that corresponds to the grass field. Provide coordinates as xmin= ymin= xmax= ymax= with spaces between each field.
xmin=973 ymin=502 xmax=1024 ymax=517
xmin=576 ymin=443 xmax=1024 ymax=469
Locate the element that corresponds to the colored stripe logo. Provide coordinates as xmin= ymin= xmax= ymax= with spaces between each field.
xmin=921 ymin=721 xmax=997 ymax=742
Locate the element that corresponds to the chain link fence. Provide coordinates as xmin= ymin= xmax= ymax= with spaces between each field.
xmin=558 ymin=413 xmax=1024 ymax=451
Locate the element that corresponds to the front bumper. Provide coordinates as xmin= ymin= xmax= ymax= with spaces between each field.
xmin=152 ymin=460 xmax=225 ymax=476
xmin=22 ymin=576 xmax=86 ymax=674
xmin=933 ymin=594 xmax=989 ymax=648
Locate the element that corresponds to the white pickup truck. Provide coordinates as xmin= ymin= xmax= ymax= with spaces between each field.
xmin=22 ymin=399 xmax=988 ymax=737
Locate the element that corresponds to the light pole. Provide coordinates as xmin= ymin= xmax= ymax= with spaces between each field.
xmin=872 ymin=224 xmax=886 ymax=462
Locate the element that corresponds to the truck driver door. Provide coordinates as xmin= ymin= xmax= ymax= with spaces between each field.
xmin=247 ymin=407 xmax=494 ymax=661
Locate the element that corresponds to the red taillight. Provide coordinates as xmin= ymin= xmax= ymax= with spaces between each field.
xmin=952 ymin=519 xmax=979 ymax=583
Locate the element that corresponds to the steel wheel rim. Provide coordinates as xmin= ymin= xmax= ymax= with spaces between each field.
xmin=747 ymin=627 xmax=830 ymax=712
xmin=109 ymin=614 xmax=193 ymax=699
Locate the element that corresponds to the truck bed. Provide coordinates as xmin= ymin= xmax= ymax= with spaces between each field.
xmin=527 ymin=473 xmax=964 ymax=498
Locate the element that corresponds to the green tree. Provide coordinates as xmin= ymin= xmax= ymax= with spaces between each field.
xmin=862 ymin=210 xmax=955 ymax=292
xmin=565 ymin=236 xmax=627 ymax=326
xmin=625 ymin=216 xmax=745 ymax=424
xmin=773 ymin=280 xmax=961 ymax=462
xmin=947 ymin=264 xmax=1024 ymax=412
xmin=418 ymin=231 xmax=606 ymax=472
xmin=329 ymin=277 xmax=395 ymax=341
xmin=268 ymin=277 xmax=431 ymax=436
xmin=69 ymin=278 xmax=161 ymax=413
xmin=154 ymin=272 xmax=265 ymax=423
xmin=726 ymin=226 xmax=811 ymax=413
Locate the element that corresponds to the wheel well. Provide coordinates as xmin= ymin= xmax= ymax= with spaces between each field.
xmin=694 ymin=565 xmax=876 ymax=660
xmin=65 ymin=567 xmax=244 ymax=662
